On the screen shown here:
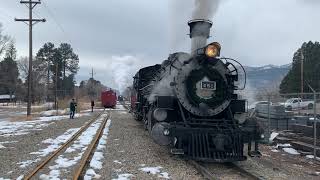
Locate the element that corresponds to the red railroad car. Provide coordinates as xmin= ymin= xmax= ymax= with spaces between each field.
xmin=101 ymin=90 xmax=117 ymax=108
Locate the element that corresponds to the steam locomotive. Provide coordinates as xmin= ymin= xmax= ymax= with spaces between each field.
xmin=131 ymin=19 xmax=262 ymax=162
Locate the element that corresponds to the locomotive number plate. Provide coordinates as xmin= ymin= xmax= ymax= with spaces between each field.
xmin=201 ymin=81 xmax=216 ymax=90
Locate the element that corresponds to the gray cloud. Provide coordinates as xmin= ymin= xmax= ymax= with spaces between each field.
xmin=1 ymin=0 xmax=319 ymax=90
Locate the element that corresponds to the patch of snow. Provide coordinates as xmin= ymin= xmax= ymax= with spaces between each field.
xmin=84 ymin=118 xmax=112 ymax=179
xmin=16 ymin=175 xmax=24 ymax=180
xmin=115 ymin=104 xmax=126 ymax=110
xmin=114 ymin=160 xmax=122 ymax=164
xmin=40 ymin=109 xmax=68 ymax=117
xmin=139 ymin=166 xmax=162 ymax=175
xmin=271 ymin=149 xmax=279 ymax=152
xmin=275 ymin=143 xmax=291 ymax=148
xmin=81 ymin=109 xmax=105 ymax=113
xmin=90 ymin=152 xmax=103 ymax=169
xmin=0 ymin=178 xmax=10 ymax=180
xmin=269 ymin=132 xmax=279 ymax=141
xmin=31 ymin=128 xmax=80 ymax=156
xmin=0 ymin=112 xmax=90 ymax=137
xmin=84 ymin=169 xmax=101 ymax=180
xmin=139 ymin=166 xmax=170 ymax=179
xmin=17 ymin=128 xmax=80 ymax=168
xmin=39 ymin=169 xmax=60 ymax=180
xmin=112 ymin=174 xmax=134 ymax=180
xmin=283 ymin=147 xmax=300 ymax=155
xmin=41 ymin=113 xmax=108 ymax=179
xmin=159 ymin=172 xmax=170 ymax=179
xmin=306 ymin=155 xmax=320 ymax=160
xmin=17 ymin=158 xmax=41 ymax=168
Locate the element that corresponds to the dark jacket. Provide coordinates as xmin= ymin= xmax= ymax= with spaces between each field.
xmin=70 ymin=101 xmax=77 ymax=111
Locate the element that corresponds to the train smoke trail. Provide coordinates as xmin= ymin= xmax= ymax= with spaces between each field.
xmin=110 ymin=55 xmax=143 ymax=94
xmin=191 ymin=0 xmax=220 ymax=53
xmin=192 ymin=0 xmax=220 ymax=19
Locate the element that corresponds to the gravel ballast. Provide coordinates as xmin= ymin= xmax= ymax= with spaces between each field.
xmin=98 ymin=109 xmax=202 ymax=180
xmin=0 ymin=111 xmax=98 ymax=179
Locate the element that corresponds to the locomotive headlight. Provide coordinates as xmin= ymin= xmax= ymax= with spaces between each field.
xmin=153 ymin=108 xmax=167 ymax=121
xmin=205 ymin=42 xmax=221 ymax=58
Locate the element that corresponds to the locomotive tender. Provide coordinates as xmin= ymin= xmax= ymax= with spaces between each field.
xmin=132 ymin=19 xmax=261 ymax=162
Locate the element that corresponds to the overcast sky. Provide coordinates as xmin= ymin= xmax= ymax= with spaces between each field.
xmin=1 ymin=0 xmax=319 ymax=91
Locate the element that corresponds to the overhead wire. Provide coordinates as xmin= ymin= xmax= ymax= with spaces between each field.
xmin=41 ymin=0 xmax=73 ymax=44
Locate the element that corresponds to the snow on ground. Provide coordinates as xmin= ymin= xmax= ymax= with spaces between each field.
xmin=17 ymin=128 xmax=81 ymax=168
xmin=269 ymin=132 xmax=279 ymax=142
xmin=283 ymin=147 xmax=300 ymax=155
xmin=115 ymin=104 xmax=126 ymax=110
xmin=139 ymin=166 xmax=170 ymax=179
xmin=0 ymin=141 xmax=18 ymax=149
xmin=84 ymin=118 xmax=112 ymax=179
xmin=275 ymin=143 xmax=291 ymax=148
xmin=40 ymin=109 xmax=68 ymax=117
xmin=40 ymin=113 xmax=109 ymax=179
xmin=0 ymin=113 xmax=89 ymax=137
xmin=81 ymin=109 xmax=105 ymax=113
xmin=306 ymin=155 xmax=320 ymax=160
xmin=112 ymin=173 xmax=134 ymax=180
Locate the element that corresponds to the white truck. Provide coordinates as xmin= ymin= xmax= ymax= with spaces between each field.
xmin=282 ymin=98 xmax=314 ymax=110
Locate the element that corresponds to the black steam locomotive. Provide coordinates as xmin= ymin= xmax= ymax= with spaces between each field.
xmin=131 ymin=19 xmax=262 ymax=162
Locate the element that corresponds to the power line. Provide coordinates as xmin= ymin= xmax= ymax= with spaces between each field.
xmin=41 ymin=1 xmax=72 ymax=44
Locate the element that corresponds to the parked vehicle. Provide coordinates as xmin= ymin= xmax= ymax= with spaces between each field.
xmin=248 ymin=101 xmax=272 ymax=110
xmin=282 ymin=98 xmax=314 ymax=110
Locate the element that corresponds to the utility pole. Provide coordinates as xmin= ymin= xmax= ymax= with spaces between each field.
xmin=55 ymin=63 xmax=58 ymax=111
xmin=15 ymin=0 xmax=46 ymax=116
xmin=90 ymin=68 xmax=95 ymax=79
xmin=307 ymin=84 xmax=317 ymax=160
xmin=301 ymin=51 xmax=304 ymax=94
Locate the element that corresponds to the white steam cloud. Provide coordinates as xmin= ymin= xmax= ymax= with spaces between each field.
xmin=169 ymin=0 xmax=220 ymax=52
xmin=192 ymin=0 xmax=220 ymax=19
xmin=110 ymin=55 xmax=147 ymax=93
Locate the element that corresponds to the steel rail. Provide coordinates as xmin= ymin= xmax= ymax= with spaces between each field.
xmin=23 ymin=111 xmax=105 ymax=180
xmin=189 ymin=160 xmax=263 ymax=180
xmin=73 ymin=111 xmax=111 ymax=179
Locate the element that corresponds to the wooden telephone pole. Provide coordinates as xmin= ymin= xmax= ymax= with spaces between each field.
xmin=15 ymin=0 xmax=45 ymax=116
xmin=301 ymin=51 xmax=304 ymax=94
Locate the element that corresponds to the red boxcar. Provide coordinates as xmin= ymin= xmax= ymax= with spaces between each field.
xmin=101 ymin=90 xmax=117 ymax=108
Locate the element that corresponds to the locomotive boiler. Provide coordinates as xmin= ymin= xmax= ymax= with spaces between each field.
xmin=132 ymin=19 xmax=262 ymax=162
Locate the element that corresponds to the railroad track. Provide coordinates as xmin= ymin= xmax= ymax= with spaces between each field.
xmin=189 ymin=160 xmax=264 ymax=180
xmin=22 ymin=110 xmax=110 ymax=180
xmin=120 ymin=101 xmax=129 ymax=110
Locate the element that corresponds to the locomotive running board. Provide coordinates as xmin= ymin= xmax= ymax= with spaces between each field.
xmin=170 ymin=148 xmax=185 ymax=155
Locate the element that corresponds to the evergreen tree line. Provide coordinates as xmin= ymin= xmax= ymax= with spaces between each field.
xmin=280 ymin=41 xmax=320 ymax=94
xmin=0 ymin=23 xmax=79 ymax=103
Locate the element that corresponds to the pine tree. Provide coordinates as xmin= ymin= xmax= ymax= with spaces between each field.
xmin=280 ymin=41 xmax=320 ymax=93
xmin=0 ymin=42 xmax=19 ymax=100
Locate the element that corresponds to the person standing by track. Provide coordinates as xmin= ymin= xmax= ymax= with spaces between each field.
xmin=91 ymin=100 xmax=95 ymax=112
xmin=70 ymin=98 xmax=77 ymax=119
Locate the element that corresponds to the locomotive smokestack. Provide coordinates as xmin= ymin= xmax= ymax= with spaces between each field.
xmin=188 ymin=19 xmax=213 ymax=54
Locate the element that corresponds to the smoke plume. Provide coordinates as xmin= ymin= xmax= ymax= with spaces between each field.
xmin=169 ymin=0 xmax=220 ymax=52
xmin=110 ymin=55 xmax=146 ymax=94
xmin=192 ymin=0 xmax=220 ymax=20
